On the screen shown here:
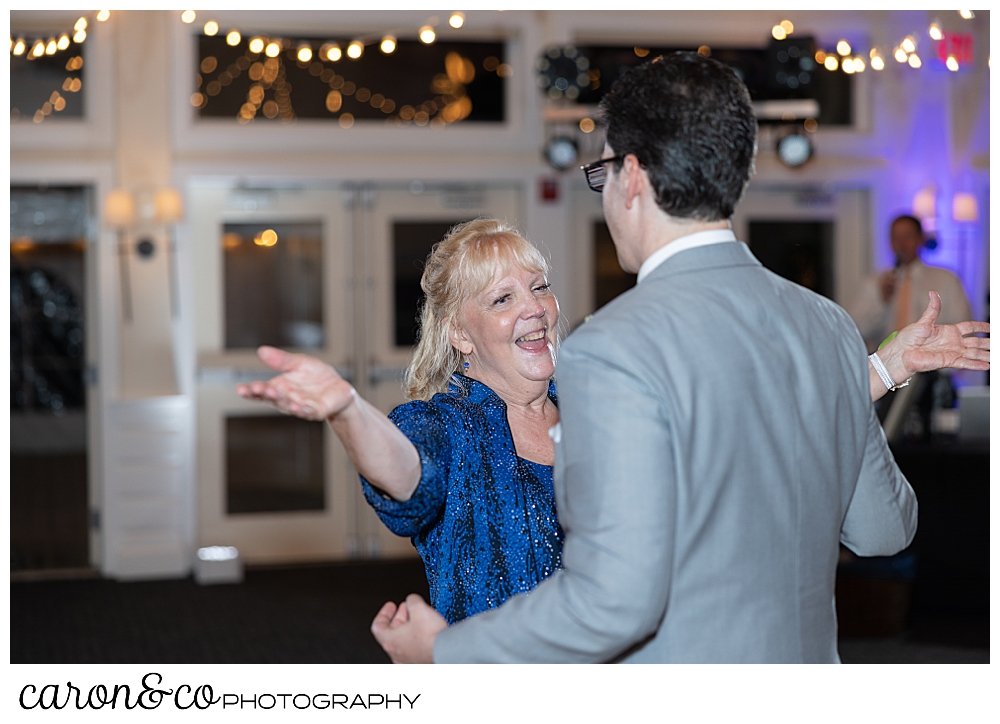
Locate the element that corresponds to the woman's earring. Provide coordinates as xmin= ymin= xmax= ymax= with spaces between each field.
xmin=463 ymin=360 xmax=470 ymax=371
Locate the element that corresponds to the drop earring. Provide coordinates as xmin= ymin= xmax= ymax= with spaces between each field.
xmin=463 ymin=360 xmax=470 ymax=371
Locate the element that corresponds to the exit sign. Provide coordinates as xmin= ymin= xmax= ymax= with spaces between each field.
xmin=935 ymin=32 xmax=974 ymax=64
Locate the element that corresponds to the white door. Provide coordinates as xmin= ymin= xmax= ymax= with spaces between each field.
xmin=732 ymin=187 xmax=870 ymax=308
xmin=190 ymin=181 xmax=522 ymax=564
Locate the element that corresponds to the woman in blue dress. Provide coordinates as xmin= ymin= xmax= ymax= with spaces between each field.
xmin=237 ymin=217 xmax=989 ymax=624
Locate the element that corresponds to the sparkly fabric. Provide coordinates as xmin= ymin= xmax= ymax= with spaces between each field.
xmin=359 ymin=376 xmax=564 ymax=624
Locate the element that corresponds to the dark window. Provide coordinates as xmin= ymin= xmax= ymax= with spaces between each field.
xmin=574 ymin=44 xmax=852 ymax=126
xmin=223 ymin=222 xmax=324 ymax=350
xmin=196 ymin=36 xmax=505 ymax=124
xmin=749 ymin=220 xmax=834 ymax=299
xmin=392 ymin=220 xmax=467 ymax=347
xmin=10 ymin=37 xmax=85 ymax=123
xmin=226 ymin=415 xmax=325 ymax=514
xmin=593 ymin=221 xmax=636 ymax=311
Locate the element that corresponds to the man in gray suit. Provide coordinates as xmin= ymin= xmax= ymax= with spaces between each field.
xmin=372 ymin=52 xmax=917 ymax=663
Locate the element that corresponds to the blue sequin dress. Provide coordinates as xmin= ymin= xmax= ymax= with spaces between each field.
xmin=359 ymin=375 xmax=564 ymax=624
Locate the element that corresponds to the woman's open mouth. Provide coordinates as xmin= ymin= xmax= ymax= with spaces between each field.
xmin=515 ymin=329 xmax=548 ymax=352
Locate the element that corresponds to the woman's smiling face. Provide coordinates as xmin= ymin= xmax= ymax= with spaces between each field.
xmin=452 ymin=262 xmax=559 ymax=392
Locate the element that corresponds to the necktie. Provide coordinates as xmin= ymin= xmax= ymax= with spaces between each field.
xmin=894 ymin=267 xmax=912 ymax=331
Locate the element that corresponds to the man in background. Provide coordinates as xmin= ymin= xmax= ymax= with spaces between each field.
xmin=849 ymin=215 xmax=972 ymax=353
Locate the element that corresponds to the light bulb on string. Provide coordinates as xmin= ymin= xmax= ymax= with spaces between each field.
xmin=45 ymin=38 xmax=57 ymax=55
xmin=958 ymin=10 xmax=974 ymax=20
xmin=836 ymin=39 xmax=851 ymax=56
xmin=325 ymin=43 xmax=342 ymax=61
xmin=771 ymin=25 xmax=787 ymax=41
xmin=894 ymin=47 xmax=908 ymax=63
xmin=97 ymin=10 xmax=110 ymax=22
xmin=264 ymin=41 xmax=281 ymax=58
xmin=74 ymin=17 xmax=87 ymax=32
xmin=30 ymin=39 xmax=45 ymax=57
xmin=871 ymin=53 xmax=885 ymax=71
xmin=929 ymin=23 xmax=943 ymax=40
xmin=946 ymin=55 xmax=959 ymax=71
xmin=248 ymin=37 xmax=264 ymax=54
xmin=347 ymin=40 xmax=363 ymax=59
xmin=204 ymin=21 xmax=219 ymax=37
xmin=908 ymin=53 xmax=922 ymax=68
xmin=419 ymin=25 xmax=436 ymax=44
xmin=449 ymin=12 xmax=465 ymax=28
xmin=824 ymin=55 xmax=839 ymax=71
xmin=380 ymin=36 xmax=396 ymax=54
xmin=779 ymin=19 xmax=794 ymax=34
xmin=901 ymin=36 xmax=916 ymax=53
xmin=226 ymin=30 xmax=241 ymax=46
xmin=297 ymin=43 xmax=312 ymax=62
xmin=181 ymin=10 xmax=196 ymax=24
xmin=57 ymin=34 xmax=70 ymax=50
xmin=13 ymin=38 xmax=25 ymax=55
xmin=73 ymin=29 xmax=86 ymax=43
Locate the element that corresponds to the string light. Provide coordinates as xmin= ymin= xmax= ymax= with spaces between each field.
xmin=45 ymin=38 xmax=57 ymax=55
xmin=347 ymin=40 xmax=363 ymax=59
xmin=181 ymin=10 xmax=196 ymax=24
xmin=779 ymin=19 xmax=794 ymax=34
xmin=946 ymin=55 xmax=959 ymax=71
xmin=908 ymin=53 xmax=922 ymax=68
xmin=264 ymin=41 xmax=281 ymax=58
xmin=824 ymin=55 xmax=839 ymax=71
xmin=929 ymin=23 xmax=943 ymax=40
xmin=13 ymin=38 xmax=25 ymax=55
xmin=226 ymin=30 xmax=241 ymax=46
xmin=96 ymin=10 xmax=110 ymax=22
xmin=380 ymin=35 xmax=396 ymax=54
xmin=449 ymin=12 xmax=465 ymax=29
xmin=297 ymin=43 xmax=312 ymax=62
xmin=894 ymin=46 xmax=908 ymax=63
xmin=30 ymin=39 xmax=45 ymax=58
xmin=901 ymin=36 xmax=916 ymax=54
xmin=771 ymin=25 xmax=787 ymax=41
xmin=73 ymin=28 xmax=86 ymax=43
xmin=836 ymin=39 xmax=851 ymax=56
xmin=74 ymin=17 xmax=87 ymax=32
xmin=870 ymin=52 xmax=885 ymax=71
xmin=958 ymin=10 xmax=974 ymax=20
xmin=204 ymin=21 xmax=219 ymax=37
xmin=419 ymin=25 xmax=436 ymax=44
xmin=248 ymin=37 xmax=264 ymax=54
xmin=57 ymin=34 xmax=70 ymax=50
xmin=324 ymin=43 xmax=342 ymax=61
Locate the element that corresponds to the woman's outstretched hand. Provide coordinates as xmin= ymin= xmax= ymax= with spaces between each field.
xmin=872 ymin=292 xmax=990 ymax=400
xmin=236 ymin=346 xmax=356 ymax=421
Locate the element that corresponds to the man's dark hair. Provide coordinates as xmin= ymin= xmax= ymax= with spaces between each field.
xmin=599 ymin=52 xmax=757 ymax=221
xmin=891 ymin=214 xmax=923 ymax=235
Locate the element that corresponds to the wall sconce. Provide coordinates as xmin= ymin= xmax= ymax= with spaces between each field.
xmin=104 ymin=188 xmax=137 ymax=322
xmin=103 ymin=186 xmax=185 ymax=322
xmin=952 ymin=192 xmax=979 ymax=222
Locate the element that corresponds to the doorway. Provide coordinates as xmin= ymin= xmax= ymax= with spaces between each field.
xmin=10 ymin=185 xmax=92 ymax=573
xmin=190 ymin=181 xmax=522 ymax=564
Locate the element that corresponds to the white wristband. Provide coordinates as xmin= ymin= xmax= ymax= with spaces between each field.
xmin=869 ymin=351 xmax=910 ymax=391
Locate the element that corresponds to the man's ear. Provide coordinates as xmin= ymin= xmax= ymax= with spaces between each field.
xmin=623 ymin=153 xmax=647 ymax=210
xmin=448 ymin=318 xmax=474 ymax=356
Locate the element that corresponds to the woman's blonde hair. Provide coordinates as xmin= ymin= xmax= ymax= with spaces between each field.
xmin=404 ymin=217 xmax=551 ymax=400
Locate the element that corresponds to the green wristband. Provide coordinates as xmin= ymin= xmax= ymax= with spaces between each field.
xmin=877 ymin=330 xmax=899 ymax=351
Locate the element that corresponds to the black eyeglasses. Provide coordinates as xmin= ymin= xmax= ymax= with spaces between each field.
xmin=580 ymin=155 xmax=624 ymax=193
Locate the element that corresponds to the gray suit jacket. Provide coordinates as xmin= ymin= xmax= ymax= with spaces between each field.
xmin=435 ymin=242 xmax=917 ymax=663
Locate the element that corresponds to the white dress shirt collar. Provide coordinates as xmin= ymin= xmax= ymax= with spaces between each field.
xmin=637 ymin=228 xmax=737 ymax=284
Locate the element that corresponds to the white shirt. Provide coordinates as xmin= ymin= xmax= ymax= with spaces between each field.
xmin=637 ymin=229 xmax=738 ymax=284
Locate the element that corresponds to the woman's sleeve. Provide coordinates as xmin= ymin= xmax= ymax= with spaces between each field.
xmin=359 ymin=400 xmax=453 ymax=538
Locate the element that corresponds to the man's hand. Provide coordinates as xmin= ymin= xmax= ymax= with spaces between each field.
xmin=876 ymin=291 xmax=990 ymax=390
xmin=371 ymin=594 xmax=447 ymax=664
xmin=236 ymin=346 xmax=355 ymax=421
